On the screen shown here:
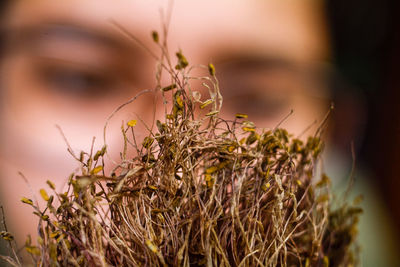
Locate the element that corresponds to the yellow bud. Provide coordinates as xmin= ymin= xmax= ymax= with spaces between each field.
xmin=39 ymin=189 xmax=50 ymax=201
xmin=21 ymin=197 xmax=33 ymax=206
xmin=127 ymin=120 xmax=137 ymax=127
xmin=91 ymin=165 xmax=103 ymax=175
xmin=208 ymin=63 xmax=216 ymax=76
xmin=235 ymin=113 xmax=248 ymax=119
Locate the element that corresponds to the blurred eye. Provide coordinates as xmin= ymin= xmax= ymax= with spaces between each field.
xmin=36 ymin=63 xmax=115 ymax=98
xmin=222 ymin=89 xmax=289 ymax=119
xmin=217 ymin=70 xmax=291 ymax=120
xmin=214 ymin=56 xmax=311 ymax=122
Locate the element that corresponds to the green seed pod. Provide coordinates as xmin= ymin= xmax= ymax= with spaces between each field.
xmin=235 ymin=113 xmax=248 ymax=119
xmin=162 ymin=84 xmax=177 ymax=92
xmin=151 ymin=31 xmax=159 ymax=43
xmin=143 ymin=136 xmax=154 ymax=149
xmin=208 ymin=63 xmax=216 ymax=76
xmin=175 ymin=51 xmax=189 ymax=69
xmin=200 ymin=99 xmax=213 ymax=109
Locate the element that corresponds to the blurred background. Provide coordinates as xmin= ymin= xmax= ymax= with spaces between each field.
xmin=0 ymin=0 xmax=399 ymax=265
xmin=326 ymin=0 xmax=400 ymax=263
xmin=327 ymin=0 xmax=400 ymax=242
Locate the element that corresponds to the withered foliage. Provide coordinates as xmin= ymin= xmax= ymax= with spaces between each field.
xmin=1 ymin=27 xmax=361 ymax=267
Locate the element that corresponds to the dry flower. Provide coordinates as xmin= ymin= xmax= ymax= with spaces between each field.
xmin=0 ymin=22 xmax=362 ymax=267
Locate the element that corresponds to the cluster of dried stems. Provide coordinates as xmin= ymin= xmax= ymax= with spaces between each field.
xmin=1 ymin=22 xmax=361 ymax=267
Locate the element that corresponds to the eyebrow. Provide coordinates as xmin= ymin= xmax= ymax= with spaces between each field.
xmin=214 ymin=53 xmax=332 ymax=98
xmin=215 ymin=53 xmax=298 ymax=70
xmin=4 ymin=22 xmax=136 ymax=53
xmin=215 ymin=53 xmax=331 ymax=82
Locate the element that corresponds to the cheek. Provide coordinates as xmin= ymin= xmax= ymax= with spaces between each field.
xmin=0 ymin=52 xmax=159 ymax=245
xmin=276 ymin=94 xmax=328 ymax=137
xmin=0 ymin=54 xmax=157 ymax=180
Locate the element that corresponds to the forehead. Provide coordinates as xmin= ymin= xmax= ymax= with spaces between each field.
xmin=6 ymin=0 xmax=328 ymax=62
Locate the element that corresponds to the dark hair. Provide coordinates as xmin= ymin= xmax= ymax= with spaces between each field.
xmin=0 ymin=0 xmax=11 ymax=18
xmin=0 ymin=0 xmax=12 ymax=56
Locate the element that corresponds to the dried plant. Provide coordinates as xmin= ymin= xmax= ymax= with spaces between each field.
xmin=0 ymin=22 xmax=361 ymax=267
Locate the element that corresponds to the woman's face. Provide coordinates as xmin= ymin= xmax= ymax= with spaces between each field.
xmin=0 ymin=0 xmax=330 ymax=243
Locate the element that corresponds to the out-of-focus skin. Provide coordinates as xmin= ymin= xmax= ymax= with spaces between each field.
xmin=0 ymin=0 xmax=330 ymax=246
